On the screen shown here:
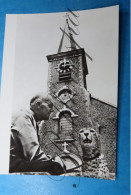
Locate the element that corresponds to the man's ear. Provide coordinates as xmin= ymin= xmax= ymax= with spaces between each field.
xmin=36 ymin=100 xmax=41 ymax=107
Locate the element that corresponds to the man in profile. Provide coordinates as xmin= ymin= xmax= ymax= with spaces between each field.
xmin=9 ymin=93 xmax=65 ymax=175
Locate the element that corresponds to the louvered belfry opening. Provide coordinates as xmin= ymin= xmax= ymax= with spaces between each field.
xmin=59 ymin=61 xmax=71 ymax=81
xmin=59 ymin=71 xmax=71 ymax=81
xmin=59 ymin=111 xmax=73 ymax=140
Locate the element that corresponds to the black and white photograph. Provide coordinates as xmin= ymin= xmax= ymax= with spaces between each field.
xmin=0 ymin=6 xmax=118 ymax=179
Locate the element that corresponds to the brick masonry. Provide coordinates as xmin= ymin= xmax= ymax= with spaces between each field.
xmin=90 ymin=97 xmax=117 ymax=173
xmin=39 ymin=48 xmax=117 ymax=175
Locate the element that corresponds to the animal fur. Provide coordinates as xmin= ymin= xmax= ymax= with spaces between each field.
xmin=79 ymin=127 xmax=110 ymax=178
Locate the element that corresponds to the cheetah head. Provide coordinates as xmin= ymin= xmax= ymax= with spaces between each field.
xmin=79 ymin=127 xmax=101 ymax=160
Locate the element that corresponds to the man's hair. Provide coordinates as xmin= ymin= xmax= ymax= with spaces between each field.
xmin=30 ymin=93 xmax=53 ymax=110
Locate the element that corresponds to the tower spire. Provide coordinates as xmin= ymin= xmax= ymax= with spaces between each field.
xmin=57 ymin=13 xmax=77 ymax=53
xmin=66 ymin=18 xmax=76 ymax=50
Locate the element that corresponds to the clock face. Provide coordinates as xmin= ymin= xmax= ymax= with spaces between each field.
xmin=59 ymin=62 xmax=71 ymax=72
xmin=57 ymin=58 xmax=73 ymax=73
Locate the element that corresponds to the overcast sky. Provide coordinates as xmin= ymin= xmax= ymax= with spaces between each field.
xmin=12 ymin=6 xmax=118 ymax=111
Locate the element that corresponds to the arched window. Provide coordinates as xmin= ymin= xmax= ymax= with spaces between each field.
xmin=59 ymin=111 xmax=73 ymax=140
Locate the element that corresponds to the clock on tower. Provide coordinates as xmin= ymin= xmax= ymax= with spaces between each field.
xmin=56 ymin=58 xmax=74 ymax=81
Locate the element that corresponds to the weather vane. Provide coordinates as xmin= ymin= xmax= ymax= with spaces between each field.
xmin=58 ymin=8 xmax=93 ymax=61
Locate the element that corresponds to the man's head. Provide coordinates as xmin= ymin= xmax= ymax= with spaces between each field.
xmin=30 ymin=93 xmax=53 ymax=121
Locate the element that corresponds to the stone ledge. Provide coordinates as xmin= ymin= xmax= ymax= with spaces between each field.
xmin=11 ymin=172 xmax=51 ymax=175
xmin=10 ymin=172 xmax=115 ymax=180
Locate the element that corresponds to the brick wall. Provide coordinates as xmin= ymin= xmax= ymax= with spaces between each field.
xmin=90 ymin=97 xmax=117 ymax=173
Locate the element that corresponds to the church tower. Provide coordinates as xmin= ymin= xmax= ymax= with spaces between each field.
xmin=40 ymin=16 xmax=92 ymax=157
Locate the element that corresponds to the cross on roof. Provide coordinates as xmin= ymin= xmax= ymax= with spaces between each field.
xmin=62 ymin=141 xmax=69 ymax=153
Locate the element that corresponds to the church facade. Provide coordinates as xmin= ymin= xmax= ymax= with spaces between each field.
xmin=39 ymin=47 xmax=117 ymax=177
